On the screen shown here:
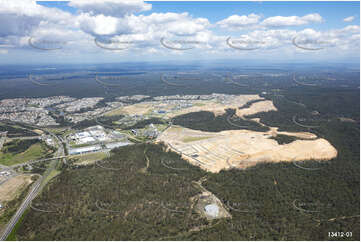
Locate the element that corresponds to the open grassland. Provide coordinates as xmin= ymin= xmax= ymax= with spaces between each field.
xmin=0 ymin=140 xmax=53 ymax=166
xmin=0 ymin=175 xmax=32 ymax=201
xmin=70 ymin=152 xmax=108 ymax=166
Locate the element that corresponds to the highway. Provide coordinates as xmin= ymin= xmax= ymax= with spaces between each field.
xmin=9 ymin=155 xmax=68 ymax=169
xmin=0 ymin=128 xmax=65 ymax=241
xmin=0 ymin=174 xmax=42 ymax=241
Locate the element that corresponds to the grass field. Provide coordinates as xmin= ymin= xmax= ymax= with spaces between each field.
xmin=0 ymin=141 xmax=52 ymax=166
xmin=70 ymin=152 xmax=108 ymax=165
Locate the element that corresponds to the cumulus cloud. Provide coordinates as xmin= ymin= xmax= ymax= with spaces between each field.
xmin=261 ymin=13 xmax=323 ymax=27
xmin=69 ymin=0 xmax=151 ymax=17
xmin=216 ymin=14 xmax=261 ymax=30
xmin=343 ymin=16 xmax=355 ymax=22
xmin=0 ymin=0 xmax=72 ymax=37
xmin=0 ymin=1 xmax=358 ymax=60
xmin=76 ymin=13 xmax=132 ymax=36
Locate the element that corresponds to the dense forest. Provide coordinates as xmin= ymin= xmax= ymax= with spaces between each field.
xmin=0 ymin=123 xmax=38 ymax=138
xmin=172 ymin=109 xmax=268 ymax=132
xmin=8 ymin=71 xmax=360 ymax=240
xmin=1 ymin=139 xmax=39 ymax=154
xmin=14 ymin=129 xmax=359 ymax=240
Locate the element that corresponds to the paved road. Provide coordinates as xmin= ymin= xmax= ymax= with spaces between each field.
xmin=0 ymin=129 xmax=65 ymax=241
xmin=9 ymin=156 xmax=68 ymax=169
xmin=0 ymin=136 xmax=5 ymax=150
xmin=0 ymin=174 xmax=42 ymax=241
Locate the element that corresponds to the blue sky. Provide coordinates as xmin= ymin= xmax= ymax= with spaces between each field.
xmin=149 ymin=1 xmax=359 ymax=27
xmin=0 ymin=1 xmax=359 ymax=64
xmin=38 ymin=1 xmax=359 ymax=30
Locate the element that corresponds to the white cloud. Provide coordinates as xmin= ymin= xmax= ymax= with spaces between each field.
xmin=343 ymin=16 xmax=355 ymax=22
xmin=261 ymin=13 xmax=323 ymax=27
xmin=0 ymin=1 xmax=358 ymax=61
xmin=69 ymin=0 xmax=151 ymax=17
xmin=0 ymin=0 xmax=72 ymax=37
xmin=76 ymin=13 xmax=132 ymax=36
xmin=216 ymin=14 xmax=261 ymax=30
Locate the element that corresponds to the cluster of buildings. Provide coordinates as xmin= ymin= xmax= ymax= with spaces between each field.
xmin=55 ymin=97 xmax=104 ymax=113
xmin=0 ymin=93 xmax=249 ymax=127
xmin=116 ymin=95 xmax=150 ymax=102
xmin=0 ymin=131 xmax=7 ymax=150
xmin=0 ymin=96 xmax=124 ymax=126
xmin=68 ymin=125 xmax=110 ymax=145
xmin=41 ymin=135 xmax=56 ymax=147
xmin=0 ymin=170 xmax=12 ymax=185
xmin=153 ymin=94 xmax=213 ymax=101
xmin=67 ymin=125 xmax=132 ymax=155
xmin=0 ymin=96 xmax=72 ymax=126
xmin=132 ymin=123 xmax=160 ymax=139
xmin=66 ymin=105 xmax=120 ymax=123
xmin=0 ymin=108 xmax=58 ymax=126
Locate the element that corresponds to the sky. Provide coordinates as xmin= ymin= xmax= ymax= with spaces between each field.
xmin=0 ymin=0 xmax=359 ymax=65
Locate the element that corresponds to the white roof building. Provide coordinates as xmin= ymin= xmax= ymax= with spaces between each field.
xmin=78 ymin=136 xmax=96 ymax=144
xmin=204 ymin=204 xmax=219 ymax=218
xmin=105 ymin=142 xmax=132 ymax=149
xmin=69 ymin=145 xmax=102 ymax=155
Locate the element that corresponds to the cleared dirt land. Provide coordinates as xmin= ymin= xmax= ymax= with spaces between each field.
xmin=0 ymin=175 xmax=32 ymax=201
xmin=157 ymin=126 xmax=337 ymax=173
xmin=104 ymin=93 xmax=337 ymax=173
xmin=105 ymin=94 xmax=263 ymax=118
xmin=236 ymin=100 xmax=277 ymax=117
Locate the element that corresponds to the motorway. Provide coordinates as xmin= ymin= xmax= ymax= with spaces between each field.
xmin=0 ymin=174 xmax=42 ymax=241
xmin=0 ymin=128 xmax=65 ymax=241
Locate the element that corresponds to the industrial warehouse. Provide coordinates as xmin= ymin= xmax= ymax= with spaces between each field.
xmin=67 ymin=125 xmax=133 ymax=155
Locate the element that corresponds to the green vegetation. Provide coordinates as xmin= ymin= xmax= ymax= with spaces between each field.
xmin=0 ymin=123 xmax=38 ymax=138
xmin=5 ymin=72 xmax=360 ymax=240
xmin=16 ymin=143 xmax=209 ymax=240
xmin=0 ymin=139 xmax=54 ymax=166
xmin=1 ymin=139 xmax=38 ymax=154
xmin=70 ymin=152 xmax=108 ymax=165
xmin=69 ymin=143 xmax=95 ymax=148
xmin=6 ymin=209 xmax=30 ymax=241
xmin=238 ymin=98 xmax=265 ymax=109
xmin=124 ymin=117 xmax=166 ymax=130
xmin=269 ymin=134 xmax=298 ymax=144
xmin=172 ymin=109 xmax=269 ymax=132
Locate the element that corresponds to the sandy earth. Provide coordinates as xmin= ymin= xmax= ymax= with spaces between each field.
xmin=236 ymin=100 xmax=277 ymax=117
xmin=103 ymin=94 xmax=337 ymax=173
xmin=0 ymin=174 xmax=32 ymax=201
xmin=168 ymin=94 xmax=262 ymax=118
xmin=157 ymin=126 xmax=337 ymax=173
xmin=106 ymin=94 xmax=263 ymax=118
